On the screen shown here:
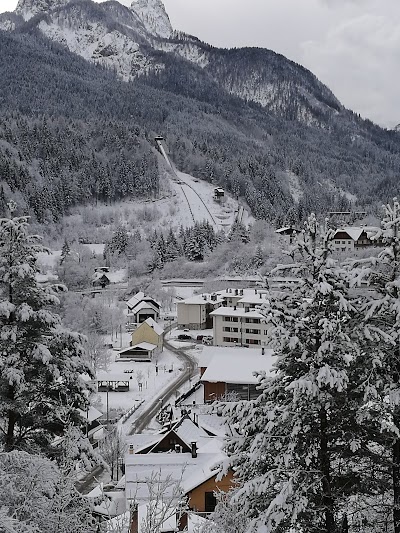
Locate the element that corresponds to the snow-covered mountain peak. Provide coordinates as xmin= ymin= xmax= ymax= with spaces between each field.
xmin=16 ymin=0 xmax=69 ymax=21
xmin=130 ymin=0 xmax=173 ymax=38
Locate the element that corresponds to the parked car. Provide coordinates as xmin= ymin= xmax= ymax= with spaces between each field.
xmin=178 ymin=334 xmax=193 ymax=340
xmin=202 ymin=336 xmax=213 ymax=345
xmin=196 ymin=335 xmax=204 ymax=342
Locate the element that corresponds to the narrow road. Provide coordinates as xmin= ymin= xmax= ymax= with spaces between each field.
xmin=77 ymin=323 xmax=196 ymax=493
xmin=129 ymin=325 xmax=197 ymax=434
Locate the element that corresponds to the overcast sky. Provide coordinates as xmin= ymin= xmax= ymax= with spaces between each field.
xmin=1 ymin=0 xmax=399 ymax=128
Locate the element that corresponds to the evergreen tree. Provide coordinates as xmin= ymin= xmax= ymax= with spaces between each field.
xmin=352 ymin=199 xmax=400 ymax=533
xmin=0 ymin=212 xmax=92 ymax=452
xmin=0 ymin=185 xmax=6 ymax=218
xmin=106 ymin=225 xmax=129 ymax=256
xmin=228 ymin=221 xmax=250 ymax=244
xmin=60 ymin=238 xmax=70 ymax=265
xmin=164 ymin=228 xmax=181 ymax=262
xmin=222 ymin=214 xmax=366 ymax=532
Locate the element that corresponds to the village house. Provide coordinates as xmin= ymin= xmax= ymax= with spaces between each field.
xmin=130 ymin=317 xmax=164 ymax=351
xmin=124 ymin=415 xmax=234 ymax=531
xmin=92 ymin=267 xmax=127 ymax=289
xmin=198 ymin=346 xmax=275 ymax=402
xmin=126 ymin=291 xmax=161 ymax=327
xmin=332 ymin=226 xmax=383 ymax=253
xmin=117 ymin=342 xmax=158 ymax=362
xmin=177 ymin=293 xmax=224 ymax=330
xmin=116 ymin=317 xmax=164 ymax=361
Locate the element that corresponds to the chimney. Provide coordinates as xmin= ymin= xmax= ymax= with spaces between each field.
xmin=129 ymin=444 xmax=134 ymax=455
xmin=191 ymin=441 xmax=197 ymax=458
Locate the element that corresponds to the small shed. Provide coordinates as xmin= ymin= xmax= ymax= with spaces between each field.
xmin=96 ymin=374 xmax=131 ymax=392
xmin=118 ymin=342 xmax=158 ymax=361
xmin=213 ymin=187 xmax=225 ymax=201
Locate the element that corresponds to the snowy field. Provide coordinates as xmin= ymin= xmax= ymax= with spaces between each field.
xmin=95 ymin=349 xmax=180 ymax=412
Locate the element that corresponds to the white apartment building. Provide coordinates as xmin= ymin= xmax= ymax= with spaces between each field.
xmin=210 ymin=306 xmax=267 ymax=347
xmin=177 ymin=293 xmax=225 ymax=330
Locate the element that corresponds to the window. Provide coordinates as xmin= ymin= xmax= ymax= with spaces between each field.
xmin=245 ymin=328 xmax=260 ymax=334
xmin=246 ymin=338 xmax=261 ymax=345
xmin=224 ymin=317 xmax=239 ymax=322
xmin=223 ymin=337 xmax=239 ymax=343
xmin=223 ymin=327 xmax=239 ymax=332
xmin=205 ymin=492 xmax=217 ymax=513
xmin=245 ymin=318 xmax=261 ymax=324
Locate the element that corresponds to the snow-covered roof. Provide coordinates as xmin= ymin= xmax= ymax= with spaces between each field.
xmin=77 ymin=405 xmax=103 ymax=423
xmin=96 ymin=372 xmax=132 ymax=382
xmin=107 ymin=269 xmax=127 ymax=283
xmin=216 ymin=287 xmax=268 ymax=299
xmin=174 ymin=417 xmax=211 ymax=447
xmin=119 ymin=342 xmax=158 ymax=355
xmin=179 ymin=294 xmax=225 ymax=305
xmin=201 ymin=349 xmax=276 ymax=384
xmin=127 ymin=291 xmax=160 ymax=310
xmin=125 ymin=450 xmax=225 ymax=501
xmin=92 ymin=271 xmax=109 ymax=282
xmin=238 ymin=294 xmax=269 ymax=305
xmin=334 ymin=226 xmax=381 ymax=241
xmin=127 ymin=291 xmax=144 ymax=309
xmin=199 ymin=345 xmax=263 ymax=368
xmin=144 ymin=317 xmax=164 ymax=336
xmin=210 ymin=307 xmax=264 ymax=319
xmin=128 ymin=300 xmax=160 ymax=314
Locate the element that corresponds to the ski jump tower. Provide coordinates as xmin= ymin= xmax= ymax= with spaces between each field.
xmin=154 ymin=136 xmax=173 ymax=169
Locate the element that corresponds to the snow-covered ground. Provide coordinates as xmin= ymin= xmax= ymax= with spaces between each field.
xmin=93 ymin=329 xmax=201 ymax=435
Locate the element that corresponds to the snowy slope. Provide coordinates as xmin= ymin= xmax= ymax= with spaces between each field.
xmin=16 ymin=0 xmax=69 ymax=20
xmin=130 ymin=0 xmax=172 ymax=38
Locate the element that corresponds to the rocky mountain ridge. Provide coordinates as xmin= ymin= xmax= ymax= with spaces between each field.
xmin=1 ymin=0 xmax=341 ymax=124
xmin=0 ymin=0 xmax=399 ymax=225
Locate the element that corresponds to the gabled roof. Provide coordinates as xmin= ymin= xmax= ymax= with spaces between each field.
xmin=129 ymin=300 xmax=160 ymax=315
xmin=131 ymin=416 xmax=211 ymax=455
xmin=125 ymin=450 xmax=225 ymax=501
xmin=334 ymin=226 xmax=381 ymax=242
xmin=143 ymin=317 xmax=164 ymax=336
xmin=127 ymin=291 xmax=144 ymax=309
xmin=77 ymin=405 xmax=103 ymax=423
xmin=127 ymin=291 xmax=160 ymax=310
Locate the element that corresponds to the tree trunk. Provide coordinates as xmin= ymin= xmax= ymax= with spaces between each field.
xmin=341 ymin=514 xmax=349 ymax=533
xmin=5 ymin=409 xmax=17 ymax=451
xmin=319 ymin=406 xmax=336 ymax=533
xmin=393 ymin=411 xmax=400 ymax=533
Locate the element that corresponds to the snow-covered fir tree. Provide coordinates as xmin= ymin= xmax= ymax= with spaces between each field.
xmin=221 ymin=214 xmax=370 ymax=532
xmin=349 ymin=199 xmax=400 ymax=533
xmin=0 ymin=211 xmax=93 ymax=453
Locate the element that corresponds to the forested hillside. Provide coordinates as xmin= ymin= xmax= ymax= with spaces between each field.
xmin=0 ymin=1 xmax=399 ymax=225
